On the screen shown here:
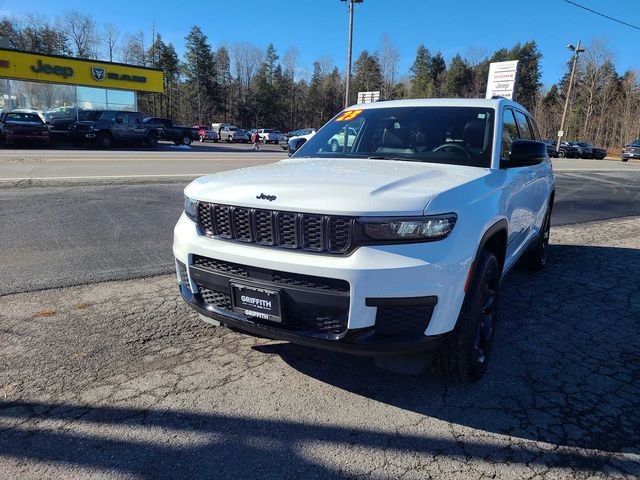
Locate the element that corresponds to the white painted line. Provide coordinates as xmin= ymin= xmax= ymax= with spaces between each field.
xmin=0 ymin=174 xmax=209 ymax=181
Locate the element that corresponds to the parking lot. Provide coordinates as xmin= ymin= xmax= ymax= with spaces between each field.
xmin=1 ymin=146 xmax=640 ymax=478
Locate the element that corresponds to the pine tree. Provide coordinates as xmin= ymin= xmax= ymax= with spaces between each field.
xmin=443 ymin=54 xmax=472 ymax=97
xmin=351 ymin=50 xmax=383 ymax=104
xmin=183 ymin=26 xmax=217 ymax=124
xmin=410 ymin=44 xmax=432 ymax=98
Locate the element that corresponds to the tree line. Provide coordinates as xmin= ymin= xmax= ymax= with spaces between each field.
xmin=1 ymin=12 xmax=638 ymax=148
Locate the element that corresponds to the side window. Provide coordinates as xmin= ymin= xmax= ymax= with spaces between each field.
xmin=501 ymin=109 xmax=519 ymax=159
xmin=115 ymin=112 xmax=128 ymax=124
xmin=513 ymin=110 xmax=533 ymax=140
xmin=527 ymin=116 xmax=541 ymax=141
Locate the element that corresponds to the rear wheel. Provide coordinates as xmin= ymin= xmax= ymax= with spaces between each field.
xmin=524 ymin=207 xmax=551 ymax=271
xmin=146 ymin=132 xmax=158 ymax=148
xmin=330 ymin=139 xmax=339 ymax=152
xmin=434 ymin=251 xmax=500 ymax=383
xmin=182 ymin=136 xmax=192 ymax=146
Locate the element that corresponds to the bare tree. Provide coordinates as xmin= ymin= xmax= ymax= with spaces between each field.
xmin=282 ymin=47 xmax=299 ymax=81
xmin=103 ymin=23 xmax=119 ymax=62
xmin=230 ymin=42 xmax=263 ymax=90
xmin=120 ymin=31 xmax=145 ymax=66
xmin=62 ymin=11 xmax=98 ymax=58
xmin=378 ymin=33 xmax=400 ymax=99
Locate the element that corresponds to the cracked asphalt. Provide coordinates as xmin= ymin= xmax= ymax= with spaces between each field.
xmin=1 ymin=216 xmax=639 ymax=479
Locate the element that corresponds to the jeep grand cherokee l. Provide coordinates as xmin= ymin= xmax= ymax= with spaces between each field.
xmin=174 ymin=98 xmax=555 ymax=383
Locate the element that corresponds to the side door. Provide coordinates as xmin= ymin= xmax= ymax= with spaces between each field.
xmin=512 ymin=109 xmax=546 ymax=238
xmin=112 ymin=112 xmax=129 ymax=141
xmin=500 ymin=107 xmax=531 ymax=261
xmin=128 ymin=114 xmax=147 ymax=139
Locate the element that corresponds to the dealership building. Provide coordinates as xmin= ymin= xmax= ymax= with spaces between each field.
xmin=0 ymin=47 xmax=163 ymax=121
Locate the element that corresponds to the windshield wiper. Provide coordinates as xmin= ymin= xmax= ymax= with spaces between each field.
xmin=367 ymin=155 xmax=410 ymax=161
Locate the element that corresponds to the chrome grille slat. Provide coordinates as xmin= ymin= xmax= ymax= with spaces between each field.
xmin=196 ymin=202 xmax=353 ymax=254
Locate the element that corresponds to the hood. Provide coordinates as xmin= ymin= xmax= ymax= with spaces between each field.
xmin=185 ymin=158 xmax=490 ymax=216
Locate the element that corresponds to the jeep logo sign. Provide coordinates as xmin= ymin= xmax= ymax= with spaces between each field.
xmin=30 ymin=59 xmax=73 ymax=79
xmin=91 ymin=66 xmax=105 ymax=81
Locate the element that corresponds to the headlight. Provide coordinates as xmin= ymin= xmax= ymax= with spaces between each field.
xmin=359 ymin=214 xmax=457 ymax=242
xmin=184 ymin=195 xmax=198 ymax=221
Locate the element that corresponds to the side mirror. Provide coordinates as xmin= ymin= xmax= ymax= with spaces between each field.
xmin=288 ymin=137 xmax=307 ymax=157
xmin=504 ymin=139 xmax=546 ymax=167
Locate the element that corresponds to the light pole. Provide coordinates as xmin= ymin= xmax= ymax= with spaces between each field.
xmin=341 ymin=0 xmax=362 ymax=109
xmin=557 ymin=40 xmax=585 ymax=152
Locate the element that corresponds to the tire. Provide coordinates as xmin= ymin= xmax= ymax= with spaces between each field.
xmin=146 ymin=132 xmax=158 ymax=148
xmin=182 ymin=136 xmax=192 ymax=146
xmin=330 ymin=139 xmax=339 ymax=152
xmin=434 ymin=251 xmax=500 ymax=383
xmin=558 ymin=150 xmax=565 ymax=158
xmin=524 ymin=207 xmax=551 ymax=271
xmin=213 ymin=139 xmax=218 ymax=143
xmin=621 ymin=158 xmax=628 ymax=162
xmin=96 ymin=132 xmax=113 ymax=149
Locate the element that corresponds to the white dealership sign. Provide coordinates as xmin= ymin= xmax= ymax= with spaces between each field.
xmin=485 ymin=60 xmax=519 ymax=100
xmin=357 ymin=91 xmax=381 ymax=104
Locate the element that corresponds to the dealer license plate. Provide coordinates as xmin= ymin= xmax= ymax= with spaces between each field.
xmin=231 ymin=283 xmax=283 ymax=323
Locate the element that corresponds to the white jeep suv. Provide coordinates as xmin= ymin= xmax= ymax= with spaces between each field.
xmin=174 ymin=98 xmax=555 ymax=383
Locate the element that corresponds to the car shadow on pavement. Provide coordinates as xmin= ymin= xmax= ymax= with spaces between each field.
xmin=256 ymin=244 xmax=640 ymax=455
xmin=0 ymin=394 xmax=637 ymax=478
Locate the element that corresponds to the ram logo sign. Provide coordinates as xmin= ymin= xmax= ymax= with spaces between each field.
xmin=91 ymin=66 xmax=105 ymax=81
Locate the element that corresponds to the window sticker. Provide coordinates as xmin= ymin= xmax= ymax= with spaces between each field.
xmin=336 ymin=109 xmax=363 ymax=122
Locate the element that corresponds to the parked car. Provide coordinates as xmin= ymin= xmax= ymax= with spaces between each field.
xmin=281 ymin=129 xmax=317 ymax=150
xmin=0 ymin=111 xmax=50 ymax=147
xmin=257 ymin=128 xmax=281 ymax=144
xmin=280 ymin=128 xmax=316 ymax=150
xmin=328 ymin=127 xmax=358 ymax=152
xmin=557 ymin=141 xmax=580 ymax=158
xmin=143 ymin=117 xmax=198 ymax=146
xmin=219 ymin=126 xmax=250 ymax=143
xmin=70 ymin=111 xmax=160 ymax=149
xmin=592 ymin=146 xmax=607 ymax=160
xmin=211 ymin=122 xmax=233 ymax=136
xmin=193 ymin=125 xmax=219 ymax=143
xmin=572 ymin=142 xmax=594 ymax=159
xmin=175 ymin=97 xmax=555 ymax=383
xmin=542 ymin=140 xmax=559 ymax=158
xmin=621 ymin=139 xmax=640 ymax=162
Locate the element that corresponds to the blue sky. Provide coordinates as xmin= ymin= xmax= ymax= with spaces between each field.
xmin=1 ymin=0 xmax=638 ymax=87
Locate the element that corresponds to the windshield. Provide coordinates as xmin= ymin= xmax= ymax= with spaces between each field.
xmin=4 ymin=112 xmax=43 ymax=124
xmin=294 ymin=106 xmax=495 ymax=168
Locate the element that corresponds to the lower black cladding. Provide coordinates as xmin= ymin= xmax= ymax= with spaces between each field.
xmin=190 ymin=256 xmax=350 ymax=337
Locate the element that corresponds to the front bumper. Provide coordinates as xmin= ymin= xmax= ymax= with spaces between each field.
xmin=174 ymin=213 xmax=473 ymax=345
xmin=179 ymin=282 xmax=448 ymax=356
xmin=71 ymin=131 xmax=97 ymax=139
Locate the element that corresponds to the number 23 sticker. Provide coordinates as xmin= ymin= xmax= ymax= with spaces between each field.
xmin=336 ymin=109 xmax=363 ymax=122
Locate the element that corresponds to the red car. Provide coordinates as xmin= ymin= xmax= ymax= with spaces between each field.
xmin=0 ymin=111 xmax=50 ymax=147
xmin=192 ymin=125 xmax=219 ymax=143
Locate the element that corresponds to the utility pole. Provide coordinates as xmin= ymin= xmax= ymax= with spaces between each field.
xmin=342 ymin=0 xmax=363 ymax=109
xmin=557 ymin=40 xmax=585 ymax=152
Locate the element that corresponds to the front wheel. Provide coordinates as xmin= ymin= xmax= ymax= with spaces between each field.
xmin=330 ymin=139 xmax=339 ymax=152
xmin=96 ymin=132 xmax=113 ymax=149
xmin=434 ymin=251 xmax=500 ymax=383
xmin=182 ymin=136 xmax=192 ymax=146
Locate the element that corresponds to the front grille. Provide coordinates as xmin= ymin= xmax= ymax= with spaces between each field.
xmin=374 ymin=305 xmax=435 ymax=337
xmin=192 ymin=255 xmax=349 ymax=292
xmin=199 ymin=288 xmax=233 ymax=310
xmin=196 ymin=202 xmax=353 ymax=254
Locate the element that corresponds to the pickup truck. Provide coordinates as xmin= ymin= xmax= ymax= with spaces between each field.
xmin=143 ymin=117 xmax=199 ymax=146
xmin=71 ymin=110 xmax=160 ymax=148
xmin=175 ymin=98 xmax=555 ymax=383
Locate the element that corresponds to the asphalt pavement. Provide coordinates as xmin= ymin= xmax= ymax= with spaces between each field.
xmin=1 ymin=171 xmax=639 ymax=296
xmin=2 ymin=217 xmax=639 ymax=478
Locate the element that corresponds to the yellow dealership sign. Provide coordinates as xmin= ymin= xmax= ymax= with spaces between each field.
xmin=0 ymin=48 xmax=164 ymax=93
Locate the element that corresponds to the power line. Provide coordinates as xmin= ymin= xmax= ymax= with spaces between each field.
xmin=563 ymin=0 xmax=640 ymax=31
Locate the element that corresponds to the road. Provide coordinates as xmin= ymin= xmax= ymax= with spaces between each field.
xmin=0 ymin=145 xmax=638 ymax=185
xmin=1 ymin=170 xmax=639 ymax=296
xmin=2 ymin=217 xmax=639 ymax=478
